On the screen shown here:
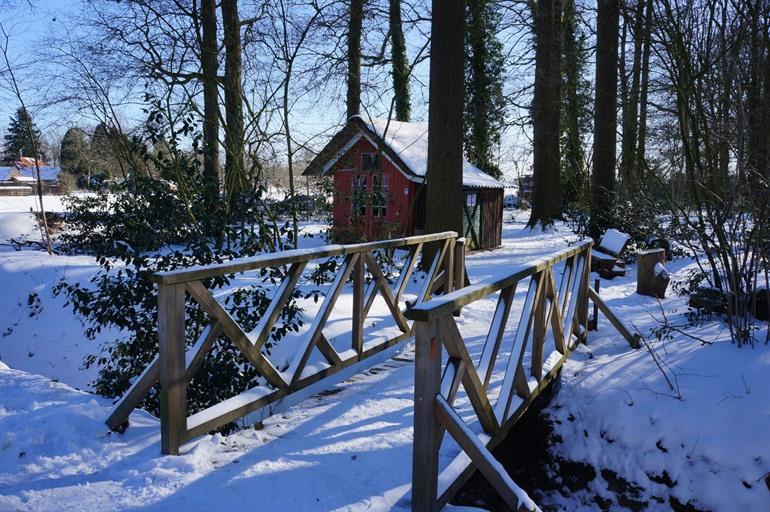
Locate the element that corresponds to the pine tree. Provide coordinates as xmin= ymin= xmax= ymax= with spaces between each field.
xmin=463 ymin=0 xmax=505 ymax=179
xmin=2 ymin=107 xmax=43 ymax=164
xmin=60 ymin=127 xmax=89 ymax=177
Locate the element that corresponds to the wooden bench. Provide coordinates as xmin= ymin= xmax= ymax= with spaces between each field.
xmin=591 ymin=229 xmax=631 ymax=279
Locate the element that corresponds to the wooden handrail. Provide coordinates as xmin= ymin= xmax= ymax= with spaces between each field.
xmin=405 ymin=240 xmax=593 ymax=321
xmin=152 ymin=231 xmax=458 ymax=285
xmin=108 ymin=231 xmax=464 ymax=455
xmin=410 ymin=241 xmax=594 ymax=512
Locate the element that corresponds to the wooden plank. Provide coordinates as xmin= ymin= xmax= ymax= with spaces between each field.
xmin=316 ymin=333 xmax=343 ymax=366
xmin=444 ymin=238 xmax=455 ymax=295
xmin=158 ymin=283 xmax=186 ymax=455
xmin=477 ymin=283 xmax=516 ymax=389
xmin=405 ymin=240 xmax=593 ymax=321
xmin=185 ymin=330 xmax=414 ymax=440
xmin=434 ymin=395 xmax=535 ymax=512
xmin=289 ymin=253 xmax=358 ymax=385
xmin=588 ymin=286 xmax=642 ymax=348
xmin=495 ymin=273 xmax=544 ymax=422
xmin=412 ymin=319 xmax=443 ymax=512
xmin=415 ymin=238 xmax=450 ymax=304
xmin=561 ymin=255 xmax=586 ymax=349
xmin=393 ymin=243 xmax=421 ymax=301
xmin=453 ymin=238 xmax=466 ymax=293
xmin=186 ymin=280 xmax=288 ymax=389
xmin=362 ymin=252 xmax=410 ymax=333
xmin=546 ymin=271 xmax=567 ymax=354
xmin=251 ymin=261 xmax=307 ymax=351
xmin=530 ymin=271 xmax=548 ymax=382
xmin=440 ymin=357 xmax=466 ymax=405
xmin=439 ymin=317 xmax=499 ymax=435
xmin=153 ymin=231 xmax=458 ymax=285
xmin=352 ymin=256 xmax=364 ymax=354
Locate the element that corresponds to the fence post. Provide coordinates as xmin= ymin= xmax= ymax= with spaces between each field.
xmin=412 ymin=319 xmax=442 ymax=511
xmin=445 ymin=238 xmax=456 ymax=294
xmin=453 ymin=238 xmax=466 ymax=317
xmin=158 ymin=283 xmax=187 ymax=455
xmin=577 ymin=246 xmax=591 ymax=343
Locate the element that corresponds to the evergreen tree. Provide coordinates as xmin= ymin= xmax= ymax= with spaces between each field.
xmin=560 ymin=0 xmax=591 ymax=207
xmin=2 ymin=107 xmax=43 ymax=164
xmin=60 ymin=127 xmax=89 ymax=177
xmin=463 ymin=0 xmax=505 ymax=180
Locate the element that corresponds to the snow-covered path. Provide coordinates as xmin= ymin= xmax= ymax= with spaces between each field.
xmin=1 ymin=206 xmax=768 ymax=511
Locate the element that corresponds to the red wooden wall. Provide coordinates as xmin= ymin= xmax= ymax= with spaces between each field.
xmin=331 ymin=137 xmax=418 ymax=240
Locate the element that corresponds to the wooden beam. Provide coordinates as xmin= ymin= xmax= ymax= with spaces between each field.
xmin=406 ymin=240 xmax=593 ymax=321
xmin=412 ymin=319 xmax=443 ymax=512
xmin=186 ymin=280 xmax=288 ymax=389
xmin=477 ymin=283 xmax=517 ymax=389
xmin=352 ymin=256 xmax=364 ymax=354
xmin=289 ymin=253 xmax=358 ymax=385
xmin=434 ymin=395 xmax=536 ymax=512
xmin=251 ymin=261 xmax=307 ymax=351
xmin=588 ymin=286 xmax=642 ymax=348
xmin=158 ymin=283 xmax=186 ymax=455
xmin=439 ymin=317 xmax=499 ymax=435
xmin=363 ymin=251 xmax=410 ymax=333
xmin=153 ymin=231 xmax=458 ymax=285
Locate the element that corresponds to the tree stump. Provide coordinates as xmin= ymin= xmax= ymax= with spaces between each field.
xmin=637 ymin=249 xmax=669 ymax=299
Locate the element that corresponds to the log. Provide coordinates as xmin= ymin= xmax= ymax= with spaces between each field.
xmin=637 ymin=249 xmax=669 ymax=299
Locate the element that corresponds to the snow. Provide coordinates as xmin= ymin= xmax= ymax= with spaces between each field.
xmin=0 ymin=203 xmax=769 ymax=511
xmin=654 ymin=261 xmax=669 ymax=279
xmin=599 ymin=228 xmax=630 ymax=256
xmin=359 ymin=117 xmax=505 ymax=190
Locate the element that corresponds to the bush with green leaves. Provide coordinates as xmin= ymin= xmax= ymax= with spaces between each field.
xmin=55 ymin=125 xmax=305 ymax=429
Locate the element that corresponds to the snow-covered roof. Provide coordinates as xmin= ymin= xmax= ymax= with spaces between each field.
xmin=359 ymin=117 xmax=504 ymax=189
xmin=0 ymin=166 xmax=61 ymax=182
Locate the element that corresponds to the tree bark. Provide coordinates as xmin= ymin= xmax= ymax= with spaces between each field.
xmin=590 ymin=0 xmax=620 ymax=237
xmin=528 ymin=0 xmax=563 ymax=226
xmin=222 ymin=0 xmax=246 ymax=210
xmin=620 ymin=0 xmax=645 ymax=186
xmin=201 ymin=0 xmax=220 ymax=208
xmin=347 ymin=0 xmax=364 ymax=120
xmin=425 ymin=0 xmax=464 ymax=257
xmin=561 ymin=0 xmax=586 ymax=206
xmin=390 ymin=0 xmax=410 ymax=121
xmin=635 ymin=0 xmax=653 ymax=174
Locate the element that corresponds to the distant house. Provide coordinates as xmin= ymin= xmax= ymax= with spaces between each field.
xmin=517 ymin=174 xmax=534 ymax=203
xmin=303 ymin=116 xmax=505 ymax=250
xmin=0 ymin=159 xmax=63 ymax=196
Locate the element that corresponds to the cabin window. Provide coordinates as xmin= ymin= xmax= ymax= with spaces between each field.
xmin=361 ymin=153 xmax=380 ymax=171
xmin=372 ymin=174 xmax=389 ymax=218
xmin=465 ymin=193 xmax=477 ymax=207
xmin=352 ymin=174 xmax=367 ymax=216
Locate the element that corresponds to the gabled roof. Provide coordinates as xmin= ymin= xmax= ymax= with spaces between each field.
xmin=304 ymin=116 xmax=504 ymax=189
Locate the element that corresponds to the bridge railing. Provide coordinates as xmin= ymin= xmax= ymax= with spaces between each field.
xmin=405 ymin=240 xmax=594 ymax=512
xmin=107 ymin=231 xmax=464 ymax=455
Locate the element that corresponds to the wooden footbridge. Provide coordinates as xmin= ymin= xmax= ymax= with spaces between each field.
xmin=107 ymin=232 xmax=639 ymax=511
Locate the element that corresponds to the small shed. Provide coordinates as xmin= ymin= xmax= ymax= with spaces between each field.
xmin=303 ymin=116 xmax=504 ymax=250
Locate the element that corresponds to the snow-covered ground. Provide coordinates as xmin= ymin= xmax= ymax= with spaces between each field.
xmin=0 ymin=198 xmax=768 ymax=511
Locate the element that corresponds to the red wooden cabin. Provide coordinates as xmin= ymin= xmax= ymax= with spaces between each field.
xmin=303 ymin=116 xmax=505 ymax=249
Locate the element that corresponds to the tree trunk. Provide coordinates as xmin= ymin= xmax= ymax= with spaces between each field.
xmin=347 ymin=0 xmax=364 ymax=120
xmin=620 ymin=0 xmax=645 ymax=186
xmin=561 ymin=0 xmax=586 ymax=206
xmin=528 ymin=0 xmax=563 ymax=227
xmin=425 ymin=0 xmax=464 ymax=258
xmin=222 ymin=0 xmax=246 ymax=211
xmin=635 ymin=0 xmax=653 ymax=174
xmin=201 ymin=0 xmax=220 ymax=210
xmin=390 ymin=0 xmax=410 ymax=121
xmin=590 ymin=0 xmax=620 ymax=237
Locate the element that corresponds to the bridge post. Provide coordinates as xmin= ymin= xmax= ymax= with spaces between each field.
xmin=412 ymin=318 xmax=442 ymax=511
xmin=158 ymin=283 xmax=187 ymax=455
